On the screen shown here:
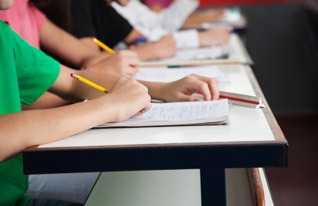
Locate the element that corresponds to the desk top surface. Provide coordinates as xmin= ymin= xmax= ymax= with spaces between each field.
xmin=23 ymin=65 xmax=287 ymax=174
xmin=36 ymin=65 xmax=282 ymax=149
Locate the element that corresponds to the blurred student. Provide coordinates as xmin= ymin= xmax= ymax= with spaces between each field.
xmin=112 ymin=0 xmax=232 ymax=49
xmin=144 ymin=0 xmax=173 ymax=11
xmin=64 ymin=0 xmax=177 ymax=61
xmin=0 ymin=0 xmax=141 ymax=111
xmin=0 ymin=0 xmax=141 ymax=76
xmin=30 ymin=0 xmax=175 ymax=61
xmin=142 ymin=0 xmax=226 ymax=29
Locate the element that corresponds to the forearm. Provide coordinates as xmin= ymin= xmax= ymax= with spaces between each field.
xmin=182 ymin=9 xmax=226 ymax=29
xmin=77 ymin=38 xmax=112 ymax=67
xmin=134 ymin=42 xmax=176 ymax=61
xmin=138 ymin=81 xmax=167 ymax=100
xmin=39 ymin=20 xmax=105 ymax=68
xmin=125 ymin=29 xmax=144 ymax=45
xmin=182 ymin=12 xmax=203 ymax=28
xmin=22 ymin=92 xmax=71 ymax=110
xmin=22 ymin=66 xmax=118 ymax=110
xmin=51 ymin=65 xmax=120 ymax=101
xmin=134 ymin=44 xmax=159 ymax=61
xmin=0 ymin=98 xmax=116 ymax=162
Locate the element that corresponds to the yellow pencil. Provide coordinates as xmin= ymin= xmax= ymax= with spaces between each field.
xmin=70 ymin=73 xmax=109 ymax=93
xmin=92 ymin=37 xmax=115 ymax=55
xmin=92 ymin=37 xmax=141 ymax=73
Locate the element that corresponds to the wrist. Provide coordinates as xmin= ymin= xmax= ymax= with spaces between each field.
xmin=173 ymin=30 xmax=199 ymax=49
xmin=140 ymin=81 xmax=166 ymax=101
xmin=198 ymin=32 xmax=211 ymax=47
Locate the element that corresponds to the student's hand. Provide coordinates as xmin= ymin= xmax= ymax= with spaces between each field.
xmin=106 ymin=77 xmax=151 ymax=122
xmin=158 ymin=74 xmax=219 ymax=102
xmin=89 ymin=50 xmax=140 ymax=77
xmin=129 ymin=34 xmax=177 ymax=61
xmin=198 ymin=26 xmax=232 ymax=47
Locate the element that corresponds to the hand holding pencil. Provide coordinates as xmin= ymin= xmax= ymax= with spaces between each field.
xmin=71 ymin=73 xmax=151 ymax=121
xmin=93 ymin=38 xmax=115 ymax=55
xmin=92 ymin=37 xmax=141 ymax=75
xmin=71 ymin=73 xmax=109 ymax=93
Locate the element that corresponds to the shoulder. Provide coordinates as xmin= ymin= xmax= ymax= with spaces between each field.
xmin=0 ymin=21 xmax=17 ymax=38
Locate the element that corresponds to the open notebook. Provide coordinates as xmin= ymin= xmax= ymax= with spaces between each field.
xmin=140 ymin=34 xmax=253 ymax=67
xmin=140 ymin=45 xmax=228 ymax=67
xmin=201 ymin=7 xmax=247 ymax=30
xmin=96 ymin=99 xmax=229 ymax=128
xmin=134 ymin=66 xmax=230 ymax=83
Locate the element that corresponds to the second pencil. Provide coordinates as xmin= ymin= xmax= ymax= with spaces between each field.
xmin=70 ymin=73 xmax=109 ymax=93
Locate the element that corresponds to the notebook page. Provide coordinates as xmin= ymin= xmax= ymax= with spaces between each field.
xmin=142 ymin=46 xmax=227 ymax=66
xmin=134 ymin=66 xmax=230 ymax=83
xmin=97 ymin=99 xmax=229 ymax=128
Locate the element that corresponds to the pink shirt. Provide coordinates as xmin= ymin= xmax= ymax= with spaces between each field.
xmin=0 ymin=0 xmax=46 ymax=48
xmin=144 ymin=0 xmax=173 ymax=9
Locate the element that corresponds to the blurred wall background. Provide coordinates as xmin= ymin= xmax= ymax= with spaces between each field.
xmin=202 ymin=0 xmax=318 ymax=114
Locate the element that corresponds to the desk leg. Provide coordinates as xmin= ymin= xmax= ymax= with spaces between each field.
xmin=200 ymin=167 xmax=226 ymax=206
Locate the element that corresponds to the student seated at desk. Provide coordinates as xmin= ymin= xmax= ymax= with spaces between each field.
xmin=32 ymin=0 xmax=229 ymax=61
xmin=0 ymin=2 xmax=220 ymax=205
xmin=0 ymin=1 xmax=142 ymax=203
xmin=67 ymin=0 xmax=230 ymax=59
xmin=111 ymin=0 xmax=232 ymax=49
xmin=142 ymin=0 xmax=225 ymax=28
xmin=31 ymin=0 xmax=177 ymax=61
xmin=143 ymin=0 xmax=173 ymax=11
xmin=0 ymin=0 xmax=141 ymax=111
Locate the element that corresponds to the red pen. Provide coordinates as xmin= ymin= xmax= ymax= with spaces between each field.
xmin=219 ymin=91 xmax=264 ymax=108
xmin=195 ymin=91 xmax=264 ymax=108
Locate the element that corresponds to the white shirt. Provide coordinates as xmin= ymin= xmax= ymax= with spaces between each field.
xmin=112 ymin=0 xmax=200 ymax=49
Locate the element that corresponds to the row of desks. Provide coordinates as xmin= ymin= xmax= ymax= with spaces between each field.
xmin=23 ymin=34 xmax=287 ymax=205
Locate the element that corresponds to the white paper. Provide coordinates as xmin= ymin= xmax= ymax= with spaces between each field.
xmin=97 ymin=99 xmax=229 ymax=128
xmin=144 ymin=45 xmax=226 ymax=65
xmin=135 ymin=66 xmax=230 ymax=83
xmin=140 ymin=34 xmax=253 ymax=66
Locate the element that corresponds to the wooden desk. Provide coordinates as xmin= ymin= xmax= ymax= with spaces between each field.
xmin=23 ymin=65 xmax=287 ymax=205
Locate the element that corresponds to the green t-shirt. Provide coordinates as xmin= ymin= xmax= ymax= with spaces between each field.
xmin=0 ymin=21 xmax=60 ymax=205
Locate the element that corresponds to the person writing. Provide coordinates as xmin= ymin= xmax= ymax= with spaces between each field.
xmin=30 ymin=0 xmax=177 ymax=61
xmin=0 ymin=0 xmax=141 ymax=111
xmin=67 ymin=0 xmax=230 ymax=57
xmin=0 ymin=0 xmax=142 ymax=77
xmin=111 ymin=0 xmax=232 ymax=49
xmin=0 ymin=0 xmax=189 ymax=204
xmin=0 ymin=1 xmax=219 ymax=205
